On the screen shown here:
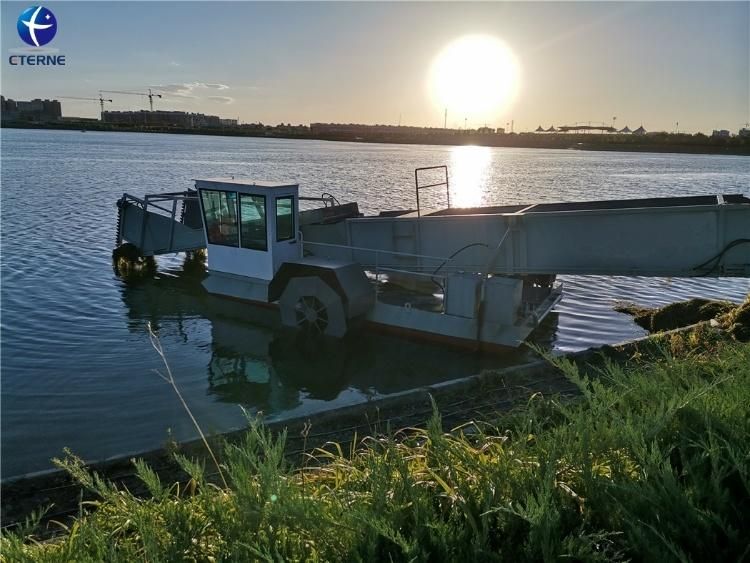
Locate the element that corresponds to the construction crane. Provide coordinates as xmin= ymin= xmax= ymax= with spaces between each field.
xmin=59 ymin=95 xmax=113 ymax=114
xmin=100 ymin=88 xmax=162 ymax=111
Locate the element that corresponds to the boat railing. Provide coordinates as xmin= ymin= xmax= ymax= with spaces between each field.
xmin=116 ymin=191 xmax=202 ymax=255
xmin=415 ymin=165 xmax=450 ymax=217
xmin=299 ymin=193 xmax=340 ymax=208
xmin=302 ymin=239 xmax=454 ymax=309
xmin=119 ymin=191 xmax=197 ymax=216
xmin=302 ymin=239 xmax=454 ymax=271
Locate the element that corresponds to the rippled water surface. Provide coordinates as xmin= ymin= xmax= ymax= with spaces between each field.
xmin=2 ymin=129 xmax=748 ymax=477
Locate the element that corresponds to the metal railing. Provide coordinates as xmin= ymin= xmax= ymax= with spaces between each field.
xmin=303 ymin=240 xmax=452 ymax=273
xmin=415 ymin=165 xmax=450 ymax=217
xmin=120 ymin=191 xmax=197 ymax=215
xmin=302 ymin=240 xmax=453 ymax=310
xmin=117 ymin=191 xmax=201 ymax=254
xmin=299 ymin=193 xmax=339 ymax=208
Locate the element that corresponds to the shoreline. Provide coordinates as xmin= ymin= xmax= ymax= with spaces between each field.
xmin=6 ymin=326 xmax=746 ymax=560
xmin=4 ymin=122 xmax=749 ymax=156
xmin=0 ymin=323 xmax=708 ymax=532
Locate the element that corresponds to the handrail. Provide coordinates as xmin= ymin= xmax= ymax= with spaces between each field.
xmin=414 ymin=165 xmax=450 ymax=217
xmin=143 ymin=201 xmax=173 ymax=214
xmin=299 ymin=193 xmax=339 ymax=208
xmin=302 ymin=240 xmax=495 ymax=273
xmin=143 ymin=195 xmax=196 ymax=203
xmin=121 ymin=192 xmax=196 ymax=213
xmin=121 ymin=193 xmax=147 ymax=207
xmin=303 ymin=239 xmax=454 ymax=307
xmin=145 ymin=191 xmax=198 ymax=199
xmin=377 ymin=267 xmax=446 ymax=281
xmin=303 ymin=239 xmax=450 ymax=263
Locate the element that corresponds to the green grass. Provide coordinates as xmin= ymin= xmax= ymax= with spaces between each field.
xmin=3 ymin=335 xmax=749 ymax=562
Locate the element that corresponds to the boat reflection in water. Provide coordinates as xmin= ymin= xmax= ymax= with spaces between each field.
xmin=118 ymin=254 xmax=556 ymax=418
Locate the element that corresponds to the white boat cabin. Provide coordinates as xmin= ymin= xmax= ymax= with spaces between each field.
xmin=195 ymin=178 xmax=301 ymax=281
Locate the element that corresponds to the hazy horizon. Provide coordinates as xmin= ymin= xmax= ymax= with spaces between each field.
xmin=2 ymin=1 xmax=748 ymax=134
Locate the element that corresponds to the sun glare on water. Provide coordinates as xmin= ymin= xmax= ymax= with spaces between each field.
xmin=429 ymin=35 xmax=520 ymax=124
xmin=450 ymin=146 xmax=492 ymax=208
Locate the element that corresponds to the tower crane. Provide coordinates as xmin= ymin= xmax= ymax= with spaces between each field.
xmin=100 ymin=88 xmax=162 ymax=111
xmin=59 ymin=95 xmax=113 ymax=114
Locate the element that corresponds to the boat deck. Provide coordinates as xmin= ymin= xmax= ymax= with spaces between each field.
xmin=423 ymin=194 xmax=750 ymax=217
xmin=375 ymin=280 xmax=444 ymax=313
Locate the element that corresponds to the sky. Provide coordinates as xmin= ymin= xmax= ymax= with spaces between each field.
xmin=1 ymin=1 xmax=748 ymax=133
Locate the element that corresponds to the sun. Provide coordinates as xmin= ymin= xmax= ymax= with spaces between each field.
xmin=429 ymin=35 xmax=521 ymax=125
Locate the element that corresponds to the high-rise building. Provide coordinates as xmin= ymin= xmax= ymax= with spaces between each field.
xmin=1 ymin=96 xmax=62 ymax=122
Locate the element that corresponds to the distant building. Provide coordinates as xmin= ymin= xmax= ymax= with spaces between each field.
xmin=618 ymin=126 xmax=632 ymax=134
xmin=545 ymin=125 xmax=556 ymax=133
xmin=739 ymin=127 xmax=750 ymax=138
xmin=534 ymin=125 xmax=544 ymax=133
xmin=632 ymin=125 xmax=647 ymax=136
xmin=220 ymin=118 xmax=238 ymax=127
xmin=711 ymin=129 xmax=731 ymax=138
xmin=238 ymin=122 xmax=267 ymax=132
xmin=1 ymin=96 xmax=61 ymax=122
xmin=103 ymin=110 xmax=188 ymax=127
xmin=191 ymin=113 xmax=220 ymax=128
xmin=272 ymin=123 xmax=309 ymax=134
xmin=310 ymin=122 xmax=455 ymax=137
xmin=477 ymin=126 xmax=497 ymax=134
xmin=102 ymin=110 xmax=220 ymax=128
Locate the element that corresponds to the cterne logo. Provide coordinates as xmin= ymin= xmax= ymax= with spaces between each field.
xmin=9 ymin=5 xmax=65 ymax=66
xmin=17 ymin=6 xmax=57 ymax=47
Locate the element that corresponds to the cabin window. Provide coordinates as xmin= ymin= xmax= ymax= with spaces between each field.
xmin=276 ymin=196 xmax=295 ymax=242
xmin=239 ymin=194 xmax=268 ymax=251
xmin=200 ymin=190 xmax=239 ymax=247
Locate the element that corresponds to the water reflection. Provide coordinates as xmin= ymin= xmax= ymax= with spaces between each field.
xmin=118 ymin=260 xmax=538 ymax=416
xmin=206 ymin=317 xmax=291 ymax=409
xmin=450 ymin=146 xmax=492 ymax=208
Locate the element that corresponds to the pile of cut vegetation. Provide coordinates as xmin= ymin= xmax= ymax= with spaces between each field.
xmin=616 ymin=294 xmax=750 ymax=341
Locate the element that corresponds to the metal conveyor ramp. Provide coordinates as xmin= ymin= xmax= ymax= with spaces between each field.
xmin=116 ymin=192 xmax=205 ymax=256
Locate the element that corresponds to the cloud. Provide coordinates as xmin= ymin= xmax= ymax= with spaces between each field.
xmin=151 ymin=83 xmax=197 ymax=98
xmin=207 ymin=96 xmax=234 ymax=104
xmin=169 ymin=61 xmax=181 ymax=67
xmin=150 ymin=82 xmax=231 ymax=98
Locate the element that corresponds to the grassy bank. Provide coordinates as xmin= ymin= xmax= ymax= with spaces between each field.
xmin=3 ymin=332 xmax=749 ymax=561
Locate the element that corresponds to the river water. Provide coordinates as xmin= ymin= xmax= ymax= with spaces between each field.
xmin=2 ymin=128 xmax=748 ymax=478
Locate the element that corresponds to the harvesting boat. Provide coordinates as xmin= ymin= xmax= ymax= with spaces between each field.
xmin=114 ymin=166 xmax=750 ymax=349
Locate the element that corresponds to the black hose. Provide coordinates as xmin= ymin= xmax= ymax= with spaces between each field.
xmin=320 ymin=192 xmax=341 ymax=207
xmin=430 ymin=242 xmax=490 ymax=293
xmin=432 ymin=242 xmax=491 ymax=276
xmin=693 ymin=239 xmax=750 ymax=276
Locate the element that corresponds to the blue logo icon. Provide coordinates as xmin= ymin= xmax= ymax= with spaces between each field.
xmin=17 ymin=6 xmax=57 ymax=47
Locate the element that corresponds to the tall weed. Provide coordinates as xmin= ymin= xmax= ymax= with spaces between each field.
xmin=3 ymin=340 xmax=748 ymax=562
